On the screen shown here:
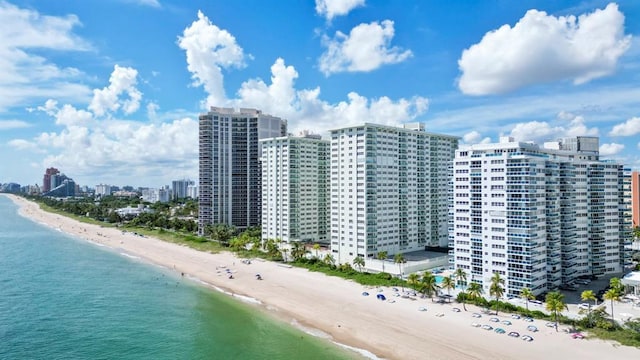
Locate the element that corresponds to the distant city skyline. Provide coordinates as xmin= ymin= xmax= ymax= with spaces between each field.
xmin=1 ymin=1 xmax=640 ymax=186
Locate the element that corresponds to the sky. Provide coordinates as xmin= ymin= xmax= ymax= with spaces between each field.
xmin=1 ymin=0 xmax=639 ymax=188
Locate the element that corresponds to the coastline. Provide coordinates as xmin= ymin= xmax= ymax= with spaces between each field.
xmin=6 ymin=194 xmax=639 ymax=360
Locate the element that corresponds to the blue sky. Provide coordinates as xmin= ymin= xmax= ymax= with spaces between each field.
xmin=1 ymin=0 xmax=639 ymax=188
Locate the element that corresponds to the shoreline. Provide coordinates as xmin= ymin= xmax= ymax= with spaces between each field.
xmin=6 ymin=194 xmax=639 ymax=360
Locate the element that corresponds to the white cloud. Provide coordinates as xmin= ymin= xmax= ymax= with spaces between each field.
xmin=124 ymin=0 xmax=161 ymax=7
xmin=599 ymin=142 xmax=624 ymax=156
xmin=609 ymin=116 xmax=640 ymax=136
xmin=7 ymin=138 xmax=40 ymax=151
xmin=319 ymin=20 xmax=412 ymax=75
xmin=315 ymin=0 xmax=365 ymax=21
xmin=89 ymin=65 xmax=142 ymax=117
xmin=0 ymin=119 xmax=30 ymax=130
xmin=458 ymin=3 xmax=631 ymax=95
xmin=507 ymin=114 xmax=598 ymax=144
xmin=462 ymin=130 xmax=491 ymax=144
xmin=0 ymin=2 xmax=92 ymax=111
xmin=177 ymin=10 xmax=247 ymax=108
xmin=234 ymin=58 xmax=428 ymax=134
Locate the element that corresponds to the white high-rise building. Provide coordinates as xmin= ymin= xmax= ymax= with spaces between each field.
xmin=172 ymin=179 xmax=194 ymax=200
xmin=198 ymin=107 xmax=287 ymax=234
xmin=451 ymin=136 xmax=630 ymax=296
xmin=261 ymin=134 xmax=330 ymax=244
xmin=329 ymin=123 xmax=459 ymax=266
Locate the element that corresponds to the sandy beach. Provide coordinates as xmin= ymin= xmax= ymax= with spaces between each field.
xmin=7 ymin=194 xmax=639 ymax=360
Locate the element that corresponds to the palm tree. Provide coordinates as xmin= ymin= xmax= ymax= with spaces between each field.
xmin=421 ymin=271 xmax=439 ymax=301
xmin=291 ymin=241 xmax=307 ymax=261
xmin=489 ymin=273 xmax=505 ymax=315
xmin=581 ymin=290 xmax=597 ymax=327
xmin=377 ymin=251 xmax=388 ymax=273
xmin=324 ymin=253 xmax=336 ymax=267
xmin=545 ymin=291 xmax=567 ymax=332
xmin=407 ymin=273 xmax=420 ymax=291
xmin=467 ymin=282 xmax=483 ymax=302
xmin=312 ymin=243 xmax=321 ymax=259
xmin=454 ymin=268 xmax=468 ymax=311
xmin=441 ymin=276 xmax=455 ymax=303
xmin=603 ymin=288 xmax=621 ymax=324
xmin=609 ymin=277 xmax=624 ymax=295
xmin=520 ymin=287 xmax=534 ymax=312
xmin=352 ymin=256 xmax=365 ymax=272
xmin=394 ymin=253 xmax=406 ymax=278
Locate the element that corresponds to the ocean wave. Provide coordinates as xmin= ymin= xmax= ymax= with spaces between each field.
xmin=119 ymin=252 xmax=141 ymax=260
xmin=290 ymin=319 xmax=382 ymax=360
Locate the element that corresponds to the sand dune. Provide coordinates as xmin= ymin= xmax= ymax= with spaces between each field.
xmin=7 ymin=194 xmax=639 ymax=360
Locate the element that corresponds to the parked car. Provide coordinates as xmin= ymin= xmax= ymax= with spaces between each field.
xmin=472 ymin=313 xmax=482 ymax=318
xmin=511 ymin=314 xmax=521 ymax=319
xmin=527 ymin=325 xmax=538 ymax=332
xmin=502 ymin=320 xmax=512 ymax=325
xmin=572 ymin=333 xmax=585 ymax=339
xmin=490 ymin=317 xmax=500 ymax=323
xmin=508 ymin=331 xmax=520 ymax=338
xmin=578 ymin=303 xmax=590 ymax=310
xmin=482 ymin=325 xmax=493 ymax=331
xmin=523 ymin=317 xmax=534 ymax=322
xmin=522 ymin=335 xmax=534 ymax=342
xmin=452 ymin=307 xmax=461 ymax=312
xmin=546 ymin=322 xmax=556 ymax=328
xmin=471 ymin=322 xmax=481 ymax=327
xmin=495 ymin=328 xmax=506 ymax=334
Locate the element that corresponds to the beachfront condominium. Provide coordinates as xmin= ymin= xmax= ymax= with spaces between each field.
xmin=42 ymin=167 xmax=60 ymax=193
xmin=451 ymin=136 xmax=631 ymax=296
xmin=198 ymin=107 xmax=287 ymax=234
xmin=632 ymin=171 xmax=640 ymax=228
xmin=329 ymin=123 xmax=459 ymax=266
xmin=260 ymin=133 xmax=330 ymax=244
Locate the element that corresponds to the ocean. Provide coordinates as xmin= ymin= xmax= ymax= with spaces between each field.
xmin=0 ymin=196 xmax=359 ymax=360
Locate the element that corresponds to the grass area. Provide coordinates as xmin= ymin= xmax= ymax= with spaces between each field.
xmin=38 ymin=203 xmax=115 ymax=227
xmin=121 ymin=226 xmax=225 ymax=254
xmin=587 ymin=327 xmax=640 ymax=347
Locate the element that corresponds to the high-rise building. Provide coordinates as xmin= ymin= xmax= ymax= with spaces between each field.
xmin=199 ymin=107 xmax=287 ymax=234
xmin=95 ymin=184 xmax=112 ymax=196
xmin=451 ymin=136 xmax=631 ymax=296
xmin=329 ymin=123 xmax=459 ymax=265
xmin=42 ymin=167 xmax=59 ymax=193
xmin=632 ymin=171 xmax=640 ymax=228
xmin=261 ymin=134 xmax=330 ymax=244
xmin=172 ymin=179 xmax=195 ymax=200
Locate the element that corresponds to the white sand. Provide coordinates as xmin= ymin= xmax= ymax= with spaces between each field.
xmin=7 ymin=194 xmax=639 ymax=360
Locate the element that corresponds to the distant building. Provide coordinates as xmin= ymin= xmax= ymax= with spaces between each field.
xmin=43 ymin=178 xmax=76 ymax=197
xmin=0 ymin=183 xmax=21 ymax=193
xmin=172 ymin=179 xmax=195 ymax=200
xmin=187 ymin=184 xmax=198 ymax=199
xmin=452 ymin=136 xmax=631 ymax=296
xmin=261 ymin=134 xmax=330 ymax=244
xmin=95 ymin=184 xmax=112 ymax=196
xmin=42 ymin=167 xmax=59 ymax=193
xmin=198 ymin=107 xmax=287 ymax=234
xmin=115 ymin=204 xmax=153 ymax=219
xmin=140 ymin=187 xmax=170 ymax=203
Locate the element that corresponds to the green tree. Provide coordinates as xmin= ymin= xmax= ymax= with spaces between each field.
xmin=394 ymin=253 xmax=406 ymax=279
xmin=291 ymin=241 xmax=307 ymax=261
xmin=489 ymin=273 xmax=505 ymax=315
xmin=420 ymin=271 xmax=439 ymax=301
xmin=609 ymin=277 xmax=624 ymax=295
xmin=441 ymin=276 xmax=455 ymax=303
xmin=324 ymin=253 xmax=336 ymax=267
xmin=454 ymin=268 xmax=468 ymax=311
xmin=603 ymin=288 xmax=621 ymax=324
xmin=467 ymin=282 xmax=483 ymax=302
xmin=581 ymin=290 xmax=597 ymax=327
xmin=407 ymin=273 xmax=420 ymax=291
xmin=313 ymin=243 xmax=321 ymax=259
xmin=520 ymin=287 xmax=534 ymax=312
xmin=377 ymin=251 xmax=388 ymax=273
xmin=353 ymin=256 xmax=365 ymax=272
xmin=545 ymin=291 xmax=567 ymax=332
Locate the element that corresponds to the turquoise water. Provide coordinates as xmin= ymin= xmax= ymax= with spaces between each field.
xmin=435 ymin=275 xmax=443 ymax=284
xmin=0 ymin=196 xmax=358 ymax=359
